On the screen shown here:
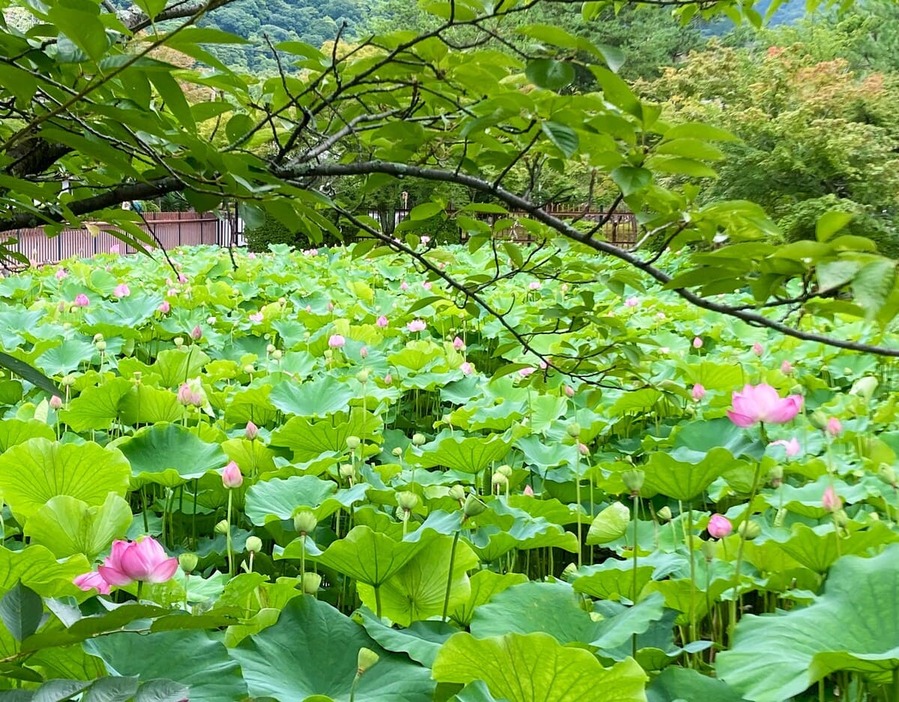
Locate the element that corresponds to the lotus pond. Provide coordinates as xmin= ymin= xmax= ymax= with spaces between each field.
xmin=0 ymin=242 xmax=898 ymax=702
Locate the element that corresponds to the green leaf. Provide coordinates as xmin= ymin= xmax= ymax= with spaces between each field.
xmin=611 ymin=166 xmax=652 ymax=196
xmin=525 ymin=59 xmax=576 ymax=91
xmin=24 ymin=494 xmax=132 ymax=560
xmin=269 ymin=376 xmax=354 ymax=417
xmin=0 ymin=352 xmax=59 ymax=398
xmin=0 ymin=583 xmax=43 ymax=642
xmin=417 ymin=434 xmax=510 ymax=473
xmin=115 ymin=423 xmax=226 ymax=488
xmin=0 ymin=545 xmax=89 ymax=598
xmin=0 ymin=439 xmax=130 ymax=522
xmin=851 ymin=258 xmax=896 ymax=320
xmin=231 ymin=597 xmax=436 ymax=701
xmin=409 ymin=202 xmax=444 ymax=220
xmin=47 ymin=1 xmax=108 ymax=60
xmin=149 ymin=71 xmax=196 ymax=130
xmin=245 ymin=475 xmax=339 ymax=525
xmin=587 ymin=502 xmax=631 ymax=544
xmin=541 ymin=121 xmax=579 ymax=157
xmin=357 ymin=608 xmax=455 ymax=667
xmin=433 ymin=632 xmax=647 ymax=702
xmin=816 ymin=211 xmax=854 ymax=242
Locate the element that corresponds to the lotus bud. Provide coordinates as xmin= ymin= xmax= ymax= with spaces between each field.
xmin=356 ymin=647 xmax=380 ymax=676
xmin=214 ymin=519 xmax=230 ymax=535
xmin=561 ymin=562 xmax=578 ymax=580
xmin=850 ymin=376 xmax=878 ymax=402
xmin=346 ymin=436 xmax=361 ymax=451
xmin=878 ymin=464 xmax=897 ymax=488
xmin=769 ymin=466 xmax=784 ymax=487
xmin=95 ymin=340 xmax=107 ymax=352
xmin=462 ymin=494 xmax=487 ymax=519
xmin=243 ymin=364 xmax=255 ymax=374
xmin=411 ymin=433 xmax=426 ymax=446
xmin=391 ymin=447 xmax=403 ymax=457
xmin=49 ymin=395 xmax=63 ymax=410
xmin=491 ymin=473 xmax=508 ymax=490
xmin=206 ymin=316 xmax=217 ymax=326
xmin=738 ymin=520 xmax=761 ymax=540
xmin=245 ymin=421 xmax=259 ymax=441
xmin=222 ymin=461 xmax=243 ymax=489
xmin=266 ymin=344 xmax=276 ymax=354
xmin=566 ymin=422 xmax=581 ymax=438
xmin=707 ymin=514 xmax=732 ymax=539
xmin=179 ymin=553 xmax=198 ymax=573
xmin=356 ymin=369 xmax=370 ymax=383
xmin=293 ymin=511 xmax=318 ymax=536
xmin=701 ymin=540 xmax=717 ymax=561
xmin=271 ymin=349 xmax=282 ymax=361
xmin=657 ymin=506 xmax=673 ymax=522
xmin=93 ymin=333 xmax=104 ymax=342
xmin=339 ymin=464 xmax=355 ymax=478
xmin=174 ymin=337 xmax=184 ymax=348
xmin=190 ymin=325 xmax=202 ymax=340
xmin=360 ymin=347 xmax=369 ymax=359
xmin=809 ymin=411 xmax=828 ymax=431
xmin=383 ymin=373 xmax=392 ymax=384
xmin=622 ymin=469 xmax=645 ymax=494
xmin=396 ymin=491 xmax=419 ymax=511
xmin=302 ymin=572 xmax=322 ymax=595
xmin=564 ymin=385 xmax=575 ymax=398
xmin=577 ymin=443 xmax=590 ymax=456
xmin=245 ymin=536 xmax=263 ymax=554
xmin=496 ymin=464 xmax=513 ymax=478
xmin=822 ymin=485 xmax=842 ymax=512
xmin=449 ymin=485 xmax=466 ymax=501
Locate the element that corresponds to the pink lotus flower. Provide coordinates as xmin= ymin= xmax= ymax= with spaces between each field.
xmin=421 ymin=236 xmax=431 ymax=245
xmin=74 ymin=294 xmax=90 ymax=307
xmin=158 ymin=300 xmax=171 ymax=314
xmin=249 ymin=312 xmax=263 ymax=323
xmin=826 ymin=418 xmax=843 ymax=437
xmin=771 ymin=437 xmax=801 ymax=457
xmin=55 ymin=268 xmax=67 ymax=281
xmin=407 ymin=319 xmax=426 ymax=333
xmin=708 ymin=514 xmax=732 ymax=539
xmin=422 ymin=281 xmax=432 ymax=290
xmin=523 ymin=485 xmax=535 ymax=496
xmin=49 ymin=395 xmax=63 ymax=410
xmin=564 ymin=385 xmax=575 ymax=398
xmin=452 ymin=336 xmax=465 ymax=351
xmin=384 ymin=373 xmax=393 ymax=384
xmin=376 ymin=315 xmax=389 ymax=328
xmin=190 ymin=325 xmax=202 ymax=340
xmin=781 ymin=360 xmax=794 ymax=375
xmin=177 ymin=383 xmax=203 ymax=407
xmin=577 ymin=442 xmax=590 ymax=456
xmin=727 ymin=384 xmax=803 ymax=427
xmin=752 ymin=342 xmax=764 ymax=356
xmin=98 ymin=538 xmax=178 ymax=586
xmin=460 ymin=362 xmax=473 ymax=375
xmin=400 ymin=282 xmax=409 ymax=291
xmin=519 ymin=367 xmax=535 ymax=378
xmin=245 ymin=421 xmax=258 ymax=441
xmin=222 ymin=460 xmax=243 ymax=489
xmin=167 ymin=287 xmax=179 ymax=297
xmin=113 ymin=283 xmax=130 ymax=298
xmin=822 ymin=485 xmax=842 ymax=512
xmin=528 ymin=281 xmax=540 ymax=291
xmin=624 ymin=297 xmax=639 ymax=308
xmin=177 ymin=273 xmax=188 ymax=284
xmin=360 ymin=346 xmax=369 ymax=359
xmin=248 ymin=252 xmax=256 ymax=259
xmin=328 ymin=334 xmax=346 ymax=348
xmin=74 ymin=571 xmax=111 ymax=595
xmin=693 ymin=337 xmax=703 ymax=349
xmin=691 ymin=383 xmax=706 ymax=401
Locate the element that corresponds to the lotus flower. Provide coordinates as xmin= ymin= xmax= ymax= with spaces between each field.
xmin=177 ymin=381 xmax=204 ymax=407
xmin=781 ymin=360 xmax=794 ymax=375
xmin=752 ymin=342 xmax=764 ymax=356
xmin=376 ymin=315 xmax=389 ymax=327
xmin=407 ymin=319 xmax=426 ymax=333
xmin=452 ymin=336 xmax=465 ymax=351
xmin=528 ymin=281 xmax=540 ymax=291
xmin=577 ymin=442 xmax=589 ymax=456
xmin=384 ymin=373 xmax=393 ymax=384
xmin=826 ymin=418 xmax=843 ymax=437
xmin=245 ymin=421 xmax=258 ymax=441
xmin=49 ymin=395 xmax=63 ymax=410
xmin=692 ymin=383 xmax=706 ymax=401
xmin=624 ymin=297 xmax=639 ymax=308
xmin=73 ymin=294 xmax=90 ymax=307
xmin=421 ymin=236 xmax=431 ymax=245
xmin=74 ymin=571 xmax=110 ymax=595
xmin=693 ymin=336 xmax=703 ymax=349
xmin=708 ymin=514 xmax=732 ymax=539
xmin=400 ymin=282 xmax=409 ymax=291
xmin=55 ymin=268 xmax=67 ymax=281
xmin=113 ymin=283 xmax=130 ymax=298
xmin=519 ymin=367 xmax=535 ymax=378
xmin=564 ymin=385 xmax=575 ymax=398
xmin=177 ymin=273 xmax=188 ymax=284
xmin=770 ymin=437 xmax=801 ymax=457
xmin=460 ymin=362 xmax=473 ymax=375
xmin=822 ymin=485 xmax=842 ymax=512
xmin=249 ymin=312 xmax=263 ymax=323
xmin=328 ymin=334 xmax=346 ymax=348
xmin=523 ymin=485 xmax=535 ymax=496
xmin=158 ymin=300 xmax=171 ymax=314
xmin=98 ymin=537 xmax=178 ymax=586
xmin=360 ymin=346 xmax=369 ymax=359
xmin=422 ymin=281 xmax=432 ymax=290
xmin=222 ymin=460 xmax=243 ymax=489
xmin=190 ymin=325 xmax=202 ymax=340
xmin=727 ymin=384 xmax=803 ymax=427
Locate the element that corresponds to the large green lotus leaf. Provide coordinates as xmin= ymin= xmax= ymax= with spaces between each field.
xmin=245 ymin=475 xmax=337 ymax=525
xmin=516 ymin=436 xmax=579 ymax=468
xmin=771 ymin=521 xmax=898 ymax=573
xmin=24 ymin=493 xmax=131 ymax=559
xmin=270 ymin=409 xmax=383 ymax=462
xmin=115 ymin=423 xmax=227 ymax=488
xmin=357 ymin=534 xmax=479 ymax=625
xmin=301 ymin=525 xmax=434 ymax=587
xmin=466 ymin=502 xmax=578 ymax=561
xmin=0 ymin=545 xmax=89 ymax=598
xmin=0 ymin=419 xmax=55 ymax=452
xmin=573 ymin=559 xmax=658 ymax=602
xmin=357 ymin=607 xmax=456 ymax=667
xmin=717 ymin=545 xmax=899 ymax=702
xmin=59 ymin=378 xmax=132 ymax=432
xmin=0 ymin=308 xmax=45 ymax=348
xmin=118 ymin=385 xmax=185 ymax=425
xmin=37 ymin=339 xmax=95 ymax=375
xmin=642 ymin=448 xmax=741 ymax=501
xmin=527 ymin=395 xmax=569 ymax=433
xmin=222 ymin=438 xmax=277 ymax=475
xmin=232 ymin=596 xmax=435 ymax=702
xmin=433 ymin=632 xmax=647 ymax=702
xmin=88 ymin=630 xmax=246 ymax=702
xmin=609 ymin=388 xmax=662 ymax=415
xmin=506 ymin=495 xmax=581 ymax=526
xmin=269 ymin=376 xmax=354 ymax=417
xmin=0 ymin=438 xmax=130 ymax=521
xmin=418 ymin=434 xmax=511 ymax=473
xmin=448 ymin=398 xmax=525 ymax=432
xmin=668 ymin=418 xmax=760 ymax=463
xmin=151 ymin=348 xmax=211 ymax=388
xmin=84 ymin=295 xmax=162 ymax=332
xmin=648 ymin=667 xmax=748 ymax=702
xmin=388 ymin=341 xmax=443 ymax=371
xmin=452 ymin=570 xmax=529 ymax=626
xmin=223 ymin=386 xmax=278 ymax=426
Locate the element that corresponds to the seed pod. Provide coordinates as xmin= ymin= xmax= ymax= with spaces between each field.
xmin=293 ymin=511 xmax=318 ymax=536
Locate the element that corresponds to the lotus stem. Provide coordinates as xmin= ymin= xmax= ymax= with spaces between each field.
xmin=442 ymin=530 xmax=460 ymax=622
xmin=226 ymin=490 xmax=234 ymax=578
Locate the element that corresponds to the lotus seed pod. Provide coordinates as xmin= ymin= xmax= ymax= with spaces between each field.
xmin=214 ymin=519 xmax=230 ymax=535
xmin=462 ymin=494 xmax=487 ymax=518
xmin=346 ymin=436 xmax=361 ymax=450
xmin=496 ymin=464 xmax=513 ymax=478
xmin=293 ymin=511 xmax=318 ymax=535
xmin=62 ymin=374 xmax=76 ymax=387
xmin=179 ymin=553 xmax=198 ymax=573
xmin=356 ymin=369 xmax=370 ymax=383
xmin=243 ymin=364 xmax=256 ymax=374
xmin=566 ymin=422 xmax=582 ymax=438
xmin=93 ymin=333 xmax=104 ymax=342
xmin=738 ymin=521 xmax=761 ymax=540
xmin=356 ymin=647 xmax=380 ymax=675
xmin=411 ymin=433 xmax=426 ymax=446
xmin=657 ymin=506 xmax=673 ymax=522
xmin=809 ymin=410 xmax=828 ymax=431
xmin=339 ymin=464 xmax=355 ymax=478
xmin=448 ymin=485 xmax=466 ymax=501
xmin=266 ymin=344 xmax=276 ymax=354
xmin=302 ymin=572 xmax=322 ymax=595
xmin=396 ymin=491 xmax=420 ymax=511
xmin=95 ymin=340 xmax=106 ymax=352
xmin=391 ymin=447 xmax=403 ymax=457
xmin=491 ymin=473 xmax=509 ymax=489
xmin=174 ymin=337 xmax=184 ymax=347
xmin=621 ymin=469 xmax=645 ymax=494
xmin=271 ymin=349 xmax=282 ymax=360
xmin=245 ymin=536 xmax=263 ymax=554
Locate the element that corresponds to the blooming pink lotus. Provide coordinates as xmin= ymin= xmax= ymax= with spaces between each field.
xmin=74 ymin=571 xmax=111 ymax=595
xmin=691 ymin=383 xmax=706 ymax=401
xmin=624 ymin=297 xmax=639 ymax=308
xmin=460 ymin=362 xmax=473 ymax=375
xmin=55 ymin=268 xmax=67 ymax=281
xmin=98 ymin=537 xmax=178 ymax=586
xmin=158 ymin=300 xmax=171 ymax=314
xmin=74 ymin=294 xmax=90 ymax=307
xmin=222 ymin=461 xmax=243 ymax=489
xmin=727 ymin=384 xmax=803 ymax=427
xmin=113 ymin=283 xmax=131 ymax=298
xmin=452 ymin=336 xmax=465 ymax=351
xmin=407 ymin=320 xmax=426 ymax=333
xmin=708 ymin=514 xmax=732 ymax=539
xmin=249 ymin=312 xmax=263 ymax=323
xmin=328 ymin=334 xmax=346 ymax=348
xmin=376 ymin=315 xmax=389 ymax=328
xmin=770 ymin=437 xmax=801 ymax=457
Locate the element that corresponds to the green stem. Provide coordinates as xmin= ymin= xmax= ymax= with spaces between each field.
xmin=730 ymin=460 xmax=763 ymax=640
xmin=374 ymin=585 xmax=382 ymax=619
xmin=575 ymin=454 xmax=582 ymax=569
xmin=686 ymin=504 xmax=697 ymax=648
xmin=136 ymin=581 xmax=143 ymax=602
xmin=631 ymin=492 xmax=639 ymax=659
xmin=226 ymin=490 xmax=234 ymax=579
xmin=442 ymin=530 xmax=461 ymax=622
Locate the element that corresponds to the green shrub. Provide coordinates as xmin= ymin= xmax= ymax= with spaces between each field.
xmin=245 ymin=212 xmax=342 ymax=252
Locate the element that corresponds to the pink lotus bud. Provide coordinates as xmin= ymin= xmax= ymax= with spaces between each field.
xmin=460 ymin=362 xmax=473 ymax=375
xmin=74 ymin=571 xmax=111 ymax=595
xmin=55 ymin=268 xmax=67 ymax=281
xmin=249 ymin=312 xmax=263 ymax=323
xmin=384 ymin=373 xmax=393 ymax=384
xmin=327 ymin=301 xmax=334 ymax=312
xmin=245 ymin=421 xmax=258 ymax=441
xmin=523 ymin=484 xmax=535 ymax=496
xmin=422 ymin=281 xmax=432 ymax=290
xmin=400 ymin=282 xmax=409 ymax=291
xmin=752 ymin=342 xmax=764 ymax=356
xmin=178 ymin=273 xmax=188 ymax=284
xmin=74 ymin=294 xmax=90 ymax=307
xmin=158 ymin=300 xmax=171 ymax=314
xmin=519 ymin=367 xmax=535 ymax=378
xmin=693 ymin=337 xmax=703 ymax=349
xmin=222 ymin=460 xmax=243 ymax=489
xmin=708 ymin=514 xmax=732 ymax=539
xmin=190 ymin=325 xmax=202 ymax=340
xmin=49 ymin=395 xmax=63 ymax=410
xmin=248 ymin=252 xmax=256 ymax=259
xmin=577 ymin=442 xmax=589 ymax=456
xmin=528 ymin=281 xmax=540 ymax=291
xmin=376 ymin=315 xmax=389 ymax=328
xmin=691 ymin=383 xmax=706 ymax=401
xmin=360 ymin=346 xmax=369 ymax=359
xmin=452 ymin=336 xmax=465 ymax=351
xmin=781 ymin=360 xmax=794 ymax=375
xmin=822 ymin=485 xmax=842 ymax=512
xmin=167 ymin=287 xmax=179 ymax=297
xmin=407 ymin=319 xmax=426 ymax=332
xmin=328 ymin=334 xmax=346 ymax=348
xmin=624 ymin=297 xmax=639 ymax=308
xmin=826 ymin=418 xmax=843 ymax=436
xmin=421 ymin=236 xmax=431 ymax=245
xmin=113 ymin=283 xmax=130 ymax=298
